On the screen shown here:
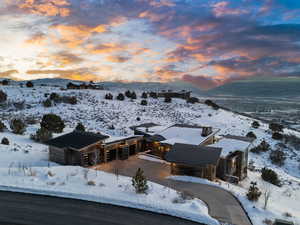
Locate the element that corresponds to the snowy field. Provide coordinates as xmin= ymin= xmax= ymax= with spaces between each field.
xmin=0 ymin=84 xmax=300 ymax=225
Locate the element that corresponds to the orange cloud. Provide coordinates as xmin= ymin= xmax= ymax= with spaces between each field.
xmin=0 ymin=70 xmax=19 ymax=78
xmin=106 ymin=55 xmax=130 ymax=63
xmin=16 ymin=0 xmax=71 ymax=17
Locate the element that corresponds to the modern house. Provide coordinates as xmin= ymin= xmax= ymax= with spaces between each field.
xmin=46 ymin=131 xmax=143 ymax=167
xmin=46 ymin=123 xmax=253 ymax=182
xmin=131 ymin=123 xmax=253 ymax=182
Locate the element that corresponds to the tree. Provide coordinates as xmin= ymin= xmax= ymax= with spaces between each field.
xmin=246 ymin=131 xmax=257 ymax=139
xmin=105 ymin=93 xmax=113 ymax=100
xmin=0 ymin=121 xmax=6 ymax=132
xmin=270 ymin=149 xmax=286 ymax=166
xmin=116 ymin=93 xmax=125 ymax=101
xmin=75 ymin=122 xmax=85 ymax=132
xmin=204 ymin=99 xmax=220 ymax=110
xmin=252 ymin=121 xmax=260 ymax=129
xmin=130 ymin=91 xmax=137 ymax=99
xmin=1 ymin=79 xmax=9 ymax=85
xmin=247 ymin=182 xmax=261 ymax=202
xmin=261 ymin=167 xmax=280 ymax=186
xmin=141 ymin=92 xmax=148 ymax=99
xmin=132 ymin=168 xmax=148 ymax=194
xmin=272 ymin=132 xmax=283 ymax=140
xmin=10 ymin=118 xmax=26 ymax=135
xmin=0 ymin=90 xmax=7 ymax=103
xmin=43 ymin=98 xmax=52 ymax=107
xmin=149 ymin=92 xmax=158 ymax=98
xmin=125 ymin=90 xmax=132 ymax=98
xmin=269 ymin=123 xmax=283 ymax=133
xmin=141 ymin=100 xmax=148 ymax=106
xmin=41 ymin=114 xmax=65 ymax=133
xmin=1 ymin=137 xmax=9 ymax=145
xmin=31 ymin=127 xmax=53 ymax=143
xmin=164 ymin=96 xmax=172 ymax=103
xmin=26 ymin=81 xmax=34 ymax=88
xmin=187 ymin=97 xmax=199 ymax=104
xmin=50 ymin=93 xmax=60 ymax=101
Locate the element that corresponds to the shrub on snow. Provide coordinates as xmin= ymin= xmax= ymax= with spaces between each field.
xmin=132 ymin=168 xmax=148 ymax=194
xmin=269 ymin=123 xmax=283 ymax=133
xmin=1 ymin=137 xmax=9 ymax=145
xmin=141 ymin=100 xmax=148 ymax=106
xmin=41 ymin=114 xmax=65 ymax=133
xmin=270 ymin=149 xmax=286 ymax=166
xmin=246 ymin=182 xmax=261 ymax=202
xmin=261 ymin=167 xmax=280 ymax=186
xmin=0 ymin=90 xmax=7 ymax=103
xmin=0 ymin=121 xmax=6 ymax=132
xmin=252 ymin=121 xmax=260 ymax=129
xmin=250 ymin=140 xmax=270 ymax=154
xmin=10 ymin=118 xmax=26 ymax=135
xmin=43 ymin=98 xmax=52 ymax=107
xmin=75 ymin=122 xmax=85 ymax=132
xmin=31 ymin=127 xmax=53 ymax=143
xmin=246 ymin=131 xmax=257 ymax=139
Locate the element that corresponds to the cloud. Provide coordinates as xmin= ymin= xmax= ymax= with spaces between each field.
xmin=0 ymin=70 xmax=19 ymax=78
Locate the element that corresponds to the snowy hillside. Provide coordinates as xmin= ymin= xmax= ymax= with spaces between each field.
xmin=0 ymin=84 xmax=299 ymax=225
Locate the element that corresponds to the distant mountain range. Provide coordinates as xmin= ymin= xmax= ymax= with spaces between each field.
xmin=1 ymin=76 xmax=299 ymax=97
xmin=208 ymin=76 xmax=300 ymax=97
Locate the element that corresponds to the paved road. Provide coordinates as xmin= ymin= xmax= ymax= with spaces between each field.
xmin=97 ymin=156 xmax=252 ymax=225
xmin=0 ymin=191 xmax=204 ymax=225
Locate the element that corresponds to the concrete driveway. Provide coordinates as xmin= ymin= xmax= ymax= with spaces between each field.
xmin=96 ymin=156 xmax=252 ymax=225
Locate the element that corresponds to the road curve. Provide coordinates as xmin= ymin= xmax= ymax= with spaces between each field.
xmin=0 ymin=191 xmax=204 ymax=225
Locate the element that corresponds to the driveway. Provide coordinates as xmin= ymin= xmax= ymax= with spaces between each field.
xmin=0 ymin=190 xmax=203 ymax=225
xmin=96 ymin=156 xmax=252 ymax=225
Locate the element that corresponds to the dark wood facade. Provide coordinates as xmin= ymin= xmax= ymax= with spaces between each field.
xmin=49 ymin=136 xmax=143 ymax=167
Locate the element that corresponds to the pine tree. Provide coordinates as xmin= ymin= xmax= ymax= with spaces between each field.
xmin=247 ymin=182 xmax=261 ymax=201
xmin=75 ymin=122 xmax=85 ymax=132
xmin=132 ymin=168 xmax=148 ymax=194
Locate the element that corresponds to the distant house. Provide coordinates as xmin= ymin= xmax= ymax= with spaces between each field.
xmin=157 ymin=90 xmax=191 ymax=99
xmin=67 ymin=82 xmax=103 ymax=90
xmin=274 ymin=219 xmax=294 ymax=225
xmin=165 ymin=143 xmax=222 ymax=181
xmin=46 ymin=131 xmax=143 ymax=167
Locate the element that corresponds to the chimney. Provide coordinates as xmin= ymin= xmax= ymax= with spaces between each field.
xmin=202 ymin=127 xmax=213 ymax=137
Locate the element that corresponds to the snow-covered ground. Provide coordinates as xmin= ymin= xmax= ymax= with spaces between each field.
xmin=0 ymin=84 xmax=300 ymax=225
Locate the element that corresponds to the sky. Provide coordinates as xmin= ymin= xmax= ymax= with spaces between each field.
xmin=0 ymin=0 xmax=300 ymax=89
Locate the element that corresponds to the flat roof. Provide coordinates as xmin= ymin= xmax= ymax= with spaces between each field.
xmin=158 ymin=125 xmax=219 ymax=145
xmin=210 ymin=136 xmax=252 ymax=157
xmin=46 ymin=131 xmax=109 ymax=150
xmin=165 ymin=143 xmax=222 ymax=166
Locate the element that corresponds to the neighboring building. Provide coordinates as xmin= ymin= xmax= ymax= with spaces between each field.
xmin=46 ymin=131 xmax=143 ymax=167
xmin=165 ymin=143 xmax=222 ymax=181
xmin=67 ymin=82 xmax=103 ymax=90
xmin=157 ymin=90 xmax=191 ymax=99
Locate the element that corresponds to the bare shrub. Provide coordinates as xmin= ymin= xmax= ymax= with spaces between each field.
xmin=87 ymin=180 xmax=96 ymax=186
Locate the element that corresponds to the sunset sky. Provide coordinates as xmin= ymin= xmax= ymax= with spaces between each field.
xmin=1 ymin=0 xmax=300 ymax=89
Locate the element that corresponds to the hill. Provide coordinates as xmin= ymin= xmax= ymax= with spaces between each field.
xmin=208 ymin=76 xmax=300 ymax=97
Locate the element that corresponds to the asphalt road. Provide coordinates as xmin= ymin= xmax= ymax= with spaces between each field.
xmin=0 ymin=191 xmax=204 ymax=225
xmin=98 ymin=157 xmax=252 ymax=225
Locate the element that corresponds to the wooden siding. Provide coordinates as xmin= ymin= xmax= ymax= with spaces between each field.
xmin=49 ymin=146 xmax=66 ymax=165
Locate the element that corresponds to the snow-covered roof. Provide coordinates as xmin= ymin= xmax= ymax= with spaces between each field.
xmin=136 ymin=125 xmax=170 ymax=134
xmin=210 ymin=137 xmax=252 ymax=157
xmin=158 ymin=125 xmax=219 ymax=146
xmin=103 ymin=135 xmax=142 ymax=144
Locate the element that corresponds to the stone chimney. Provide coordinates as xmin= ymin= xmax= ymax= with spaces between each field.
xmin=202 ymin=127 xmax=213 ymax=137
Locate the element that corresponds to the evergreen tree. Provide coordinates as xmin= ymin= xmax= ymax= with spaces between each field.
xmin=252 ymin=121 xmax=260 ymax=129
xmin=0 ymin=121 xmax=6 ymax=132
xmin=141 ymin=100 xmax=148 ymax=106
xmin=132 ymin=168 xmax=148 ymax=194
xmin=164 ymin=96 xmax=172 ymax=103
xmin=43 ymin=98 xmax=52 ymax=107
xmin=31 ymin=127 xmax=53 ymax=143
xmin=131 ymin=91 xmax=137 ymax=99
xmin=26 ymin=81 xmax=34 ymax=88
xmin=41 ymin=114 xmax=65 ymax=133
xmin=10 ymin=118 xmax=26 ymax=135
xmin=116 ymin=93 xmax=125 ymax=101
xmin=141 ymin=92 xmax=148 ymax=99
xmin=0 ymin=90 xmax=7 ymax=103
xmin=247 ymin=182 xmax=261 ymax=201
xmin=1 ymin=137 xmax=9 ymax=145
xmin=75 ymin=122 xmax=86 ymax=132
